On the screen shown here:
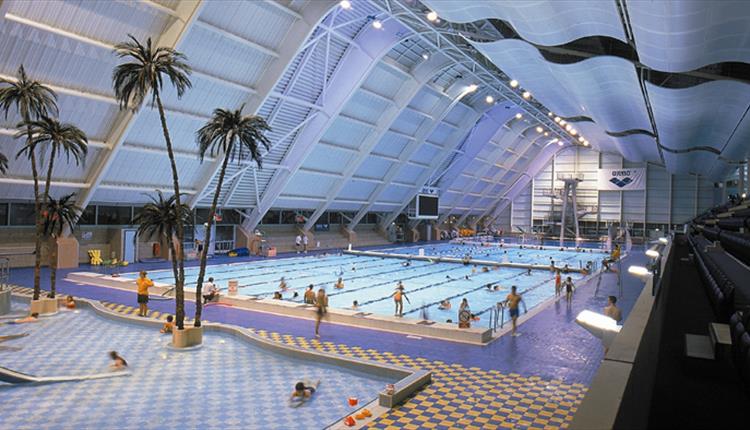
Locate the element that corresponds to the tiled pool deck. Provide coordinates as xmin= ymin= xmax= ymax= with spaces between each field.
xmin=3 ymin=244 xmax=647 ymax=429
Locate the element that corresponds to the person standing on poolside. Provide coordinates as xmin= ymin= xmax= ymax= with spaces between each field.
xmin=554 ymin=269 xmax=562 ymax=297
xmin=391 ymin=282 xmax=410 ymax=317
xmin=136 ymin=271 xmax=154 ymax=317
xmin=563 ymin=276 xmax=575 ymax=305
xmin=314 ymin=287 xmax=328 ymax=338
xmin=295 ymin=234 xmax=302 ymax=254
xmin=505 ymin=285 xmax=522 ymax=336
xmin=302 ymin=234 xmax=309 ymax=254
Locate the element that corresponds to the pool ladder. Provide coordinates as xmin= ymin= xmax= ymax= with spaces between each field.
xmin=488 ymin=303 xmax=505 ymax=333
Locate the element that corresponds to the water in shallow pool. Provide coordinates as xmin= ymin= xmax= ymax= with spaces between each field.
xmin=0 ymin=302 xmax=392 ymax=429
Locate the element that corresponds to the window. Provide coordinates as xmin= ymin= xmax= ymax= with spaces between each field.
xmin=261 ymin=210 xmax=280 ymax=225
xmin=366 ymin=213 xmax=378 ymax=224
xmin=0 ymin=203 xmax=7 ymax=226
xmin=78 ymin=206 xmax=96 ymax=225
xmin=97 ymin=206 xmax=133 ymax=225
xmin=315 ymin=212 xmax=329 ymax=225
xmin=9 ymin=203 xmax=36 ymax=226
xmin=281 ymin=211 xmax=296 ymax=224
xmin=218 ymin=209 xmax=240 ymax=225
xmin=329 ymin=212 xmax=341 ymax=224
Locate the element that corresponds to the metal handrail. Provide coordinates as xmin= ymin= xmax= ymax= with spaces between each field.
xmin=0 ymin=257 xmax=10 ymax=291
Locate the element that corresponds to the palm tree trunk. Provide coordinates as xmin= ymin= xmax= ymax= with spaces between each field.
xmin=42 ymin=146 xmax=57 ymax=298
xmin=154 ymin=90 xmax=186 ymax=329
xmin=49 ymin=236 xmax=58 ymax=298
xmin=193 ymin=151 xmax=231 ymax=326
xmin=165 ymin=234 xmax=179 ymax=297
xmin=26 ymin=125 xmax=43 ymax=301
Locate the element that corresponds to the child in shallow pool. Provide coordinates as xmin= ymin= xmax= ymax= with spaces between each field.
xmin=160 ymin=315 xmax=175 ymax=333
xmin=65 ymin=295 xmax=76 ymax=309
xmin=109 ymin=351 xmax=127 ymax=370
xmin=290 ymin=380 xmax=320 ymax=404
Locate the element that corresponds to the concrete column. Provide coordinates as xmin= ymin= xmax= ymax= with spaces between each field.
xmin=55 ymin=236 xmax=79 ymax=269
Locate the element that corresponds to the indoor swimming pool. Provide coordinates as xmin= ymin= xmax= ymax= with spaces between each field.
xmin=132 ymin=243 xmax=602 ymax=327
xmin=0 ymin=301 xmax=393 ymax=429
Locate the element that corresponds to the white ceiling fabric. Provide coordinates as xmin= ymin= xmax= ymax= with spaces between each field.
xmin=422 ymin=0 xmax=626 ymax=45
xmin=629 ymin=0 xmax=750 ymax=72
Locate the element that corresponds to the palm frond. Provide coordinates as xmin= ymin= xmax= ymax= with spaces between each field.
xmin=196 ymin=105 xmax=271 ymax=168
xmin=15 ymin=116 xmax=88 ymax=165
xmin=112 ymin=34 xmax=192 ymax=111
xmin=43 ymin=193 xmax=82 ymax=237
xmin=0 ymin=65 xmax=58 ymax=121
xmin=0 ymin=152 xmax=8 ymax=174
xmin=132 ymin=191 xmax=193 ymax=241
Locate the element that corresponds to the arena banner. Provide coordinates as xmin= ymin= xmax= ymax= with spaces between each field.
xmin=597 ymin=168 xmax=646 ymax=191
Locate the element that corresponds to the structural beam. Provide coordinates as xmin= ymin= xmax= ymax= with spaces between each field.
xmin=240 ymin=15 xmax=410 ymax=232
xmin=454 ymin=127 xmax=545 ymax=226
xmin=73 ymin=0 xmax=205 ymax=213
xmin=349 ymin=80 xmax=478 ymax=230
xmin=484 ymin=142 xmax=565 ymax=224
xmin=302 ymin=55 xmax=454 ymax=232
xmin=378 ymin=104 xmax=488 ymax=229
xmin=188 ymin=1 xmax=336 ymax=208
xmin=434 ymin=107 xmax=521 ymax=224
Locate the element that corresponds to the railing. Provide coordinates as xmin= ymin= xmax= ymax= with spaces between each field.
xmin=487 ymin=303 xmax=504 ymax=333
xmin=0 ymin=257 xmax=9 ymax=290
xmin=215 ymin=240 xmax=235 ymax=253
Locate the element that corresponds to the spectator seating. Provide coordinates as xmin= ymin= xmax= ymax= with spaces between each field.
xmin=729 ymin=309 xmax=750 ymax=393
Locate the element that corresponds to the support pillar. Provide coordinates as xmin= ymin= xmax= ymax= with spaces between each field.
xmin=56 ymin=236 xmax=79 ymax=269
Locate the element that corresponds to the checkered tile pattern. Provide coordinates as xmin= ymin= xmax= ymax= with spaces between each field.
xmin=2 ymin=287 xmax=388 ymax=430
xmin=6 ymin=285 xmax=587 ymax=429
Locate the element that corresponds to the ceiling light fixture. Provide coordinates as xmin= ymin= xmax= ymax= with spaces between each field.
xmin=557 ymin=140 xmax=564 ymax=146
xmin=372 ymin=19 xmax=382 ymax=29
xmin=522 ymin=91 xmax=531 ymax=99
xmin=583 ymin=140 xmax=590 ymax=146
xmin=340 ymin=0 xmax=352 ymax=9
xmin=515 ymin=113 xmax=523 ymax=119
xmin=565 ymin=124 xmax=572 ymax=131
xmin=536 ymin=126 xmax=543 ymax=133
xmin=570 ymin=128 xmax=577 ymax=135
xmin=422 ymin=52 xmax=429 ymax=60
xmin=544 ymin=132 xmax=549 ymax=136
xmin=578 ymin=136 xmax=585 ymax=142
xmin=554 ymin=116 xmax=561 ymax=123
xmin=467 ymin=84 xmax=478 ymax=92
xmin=509 ymin=79 xmax=519 ymax=88
xmin=485 ymin=95 xmax=494 ymax=104
xmin=426 ymin=11 xmax=438 ymax=21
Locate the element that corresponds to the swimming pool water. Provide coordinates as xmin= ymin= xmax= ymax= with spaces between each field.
xmin=133 ymin=243 xmax=599 ymax=328
xmin=0 ymin=302 xmax=392 ymax=429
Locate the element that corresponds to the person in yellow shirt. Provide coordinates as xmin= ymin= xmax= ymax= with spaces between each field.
xmin=603 ymin=244 xmax=621 ymax=272
xmin=136 ymin=270 xmax=154 ymax=317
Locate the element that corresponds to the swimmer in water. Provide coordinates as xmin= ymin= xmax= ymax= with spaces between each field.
xmin=109 ymin=351 xmax=127 ymax=370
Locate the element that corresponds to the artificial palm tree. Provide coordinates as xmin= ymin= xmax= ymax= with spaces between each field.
xmin=132 ymin=192 xmax=193 ymax=312
xmin=112 ymin=35 xmax=192 ymax=328
xmin=0 ymin=65 xmax=58 ymax=300
xmin=42 ymin=193 xmax=82 ymax=298
xmin=193 ymin=106 xmax=271 ymax=326
xmin=18 ymin=116 xmax=88 ymax=217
